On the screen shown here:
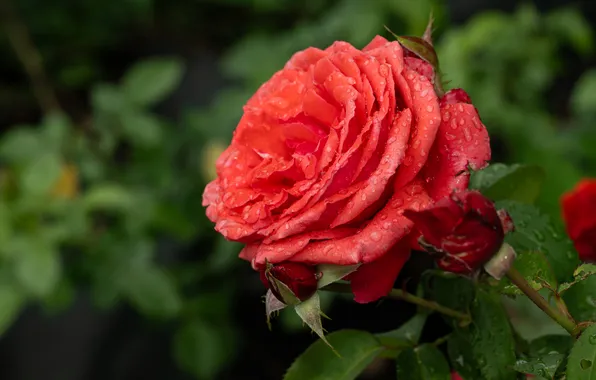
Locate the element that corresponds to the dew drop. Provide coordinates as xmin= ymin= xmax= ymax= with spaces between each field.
xmin=532 ymin=230 xmax=545 ymax=242
xmin=393 ymin=198 xmax=404 ymax=208
xmin=426 ymin=105 xmax=434 ymax=112
xmin=463 ymin=127 xmax=472 ymax=142
xmin=443 ymin=111 xmax=451 ymax=121
xmin=370 ymin=231 xmax=382 ymax=242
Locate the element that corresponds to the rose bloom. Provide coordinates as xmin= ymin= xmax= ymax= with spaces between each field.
xmin=203 ymin=35 xmax=491 ymax=303
xmin=404 ymin=190 xmax=508 ymax=274
xmin=561 ymin=179 xmax=596 ymax=262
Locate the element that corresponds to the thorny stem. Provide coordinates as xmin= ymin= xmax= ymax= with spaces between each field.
xmin=322 ymin=282 xmax=471 ymax=323
xmin=507 ymin=267 xmax=581 ymax=338
xmin=0 ymin=0 xmax=61 ymax=114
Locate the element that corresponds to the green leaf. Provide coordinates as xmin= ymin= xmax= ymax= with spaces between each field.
xmin=376 ymin=313 xmax=428 ymax=348
xmin=83 ymin=184 xmax=134 ymax=211
xmin=124 ymin=265 xmax=182 ymax=318
xmin=122 ymin=58 xmax=184 ymax=106
xmin=497 ymin=251 xmax=557 ymax=296
xmin=19 ymin=153 xmax=63 ymax=196
xmin=41 ymin=112 xmax=70 ymax=150
xmin=173 ymin=321 xmax=232 ymax=380
xmin=469 ymin=163 xmax=545 ymax=203
xmin=11 ymin=237 xmax=61 ymax=298
xmin=422 ymin=271 xmax=475 ymax=319
xmin=572 ymin=70 xmax=596 ymax=118
xmin=546 ymin=8 xmax=593 ymax=55
xmin=396 ymin=344 xmax=451 ymax=380
xmin=496 ymin=201 xmax=579 ymax=283
xmin=559 ymin=264 xmax=596 ymax=295
xmin=92 ymin=83 xmax=128 ymax=117
xmin=567 ymin=324 xmax=596 ymax=379
xmin=284 ymin=330 xmax=383 ymax=380
xmin=119 ymin=111 xmax=163 ymax=147
xmin=0 ymin=129 xmax=42 ymax=163
xmin=438 ymin=282 xmax=517 ymax=380
xmin=0 ymin=282 xmax=24 ymax=335
xmin=316 ymin=264 xmax=360 ymax=289
xmin=448 ymin=332 xmax=483 ymax=379
xmin=529 ymin=335 xmax=574 ymax=357
xmin=514 ymin=353 xmax=566 ymax=378
xmin=562 ymin=274 xmax=596 ymax=322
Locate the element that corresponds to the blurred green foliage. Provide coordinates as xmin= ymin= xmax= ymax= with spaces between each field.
xmin=0 ymin=0 xmax=595 ymax=378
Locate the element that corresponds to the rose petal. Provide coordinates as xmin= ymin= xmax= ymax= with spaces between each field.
xmin=285 ymin=47 xmax=327 ymax=71
xmin=404 ymin=56 xmax=434 ymax=83
xmin=403 ymin=198 xmax=463 ymax=248
xmin=562 ymin=180 xmax=596 ymax=240
xmin=423 ymin=103 xmax=491 ymax=200
xmin=332 ymin=109 xmax=412 ymax=227
xmin=393 ymin=68 xmax=441 ymax=189
xmin=349 ymin=240 xmax=410 ymax=303
xmin=285 ymin=180 xmax=432 ymax=266
xmin=247 ymin=228 xmax=356 ymax=265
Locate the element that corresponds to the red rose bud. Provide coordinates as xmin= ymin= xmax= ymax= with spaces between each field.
xmin=260 ymin=262 xmax=319 ymax=304
xmin=561 ymin=179 xmax=596 ymax=262
xmin=403 ymin=190 xmax=507 ymax=274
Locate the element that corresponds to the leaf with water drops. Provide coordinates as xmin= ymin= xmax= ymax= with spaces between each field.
xmin=562 ymin=274 xmax=596 ymax=322
xmin=496 ymin=201 xmax=579 ymax=283
xmin=283 ymin=330 xmax=383 ymax=380
xmin=567 ymin=324 xmax=596 ymax=379
xmin=559 ymin=264 xmax=596 ymax=295
xmin=514 ymin=354 xmax=566 ymax=379
xmin=396 ymin=344 xmax=451 ymax=380
xmin=444 ymin=286 xmax=517 ymax=380
xmin=423 ymin=272 xmax=516 ymax=379
xmin=469 ymin=163 xmax=545 ymax=204
xmin=496 ymin=250 xmax=557 ymax=296
xmin=529 ymin=334 xmax=574 ymax=357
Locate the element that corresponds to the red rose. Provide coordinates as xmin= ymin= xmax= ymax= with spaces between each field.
xmin=403 ymin=190 xmax=507 ymax=274
xmin=260 ymin=262 xmax=319 ymax=304
xmin=203 ymin=35 xmax=491 ymax=303
xmin=561 ymin=179 xmax=596 ymax=262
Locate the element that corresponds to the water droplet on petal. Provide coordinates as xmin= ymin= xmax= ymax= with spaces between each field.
xmin=370 ymin=232 xmax=382 ymax=242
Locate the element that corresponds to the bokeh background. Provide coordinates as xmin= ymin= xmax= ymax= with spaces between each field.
xmin=0 ymin=0 xmax=595 ymax=379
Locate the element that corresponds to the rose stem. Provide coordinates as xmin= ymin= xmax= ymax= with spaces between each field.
xmin=321 ymin=282 xmax=470 ymax=322
xmin=506 ymin=267 xmax=580 ymax=338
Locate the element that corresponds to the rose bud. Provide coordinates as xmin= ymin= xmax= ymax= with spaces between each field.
xmin=403 ymin=190 xmax=507 ymax=274
xmin=561 ymin=179 xmax=596 ymax=262
xmin=260 ymin=262 xmax=319 ymax=304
